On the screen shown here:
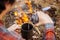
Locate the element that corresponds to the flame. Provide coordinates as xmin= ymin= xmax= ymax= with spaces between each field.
xmin=15 ymin=18 xmax=23 ymax=25
xmin=21 ymin=12 xmax=29 ymax=23
xmin=14 ymin=11 xmax=18 ymax=16
xmin=15 ymin=12 xmax=29 ymax=25
xmin=14 ymin=0 xmax=33 ymax=26
xmin=25 ymin=0 xmax=33 ymax=13
xmin=14 ymin=7 xmax=29 ymax=25
xmin=17 ymin=6 xmax=29 ymax=23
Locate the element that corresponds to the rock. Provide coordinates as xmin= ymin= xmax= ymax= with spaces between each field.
xmin=57 ymin=28 xmax=60 ymax=32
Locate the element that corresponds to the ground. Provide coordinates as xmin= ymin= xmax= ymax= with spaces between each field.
xmin=3 ymin=0 xmax=60 ymax=40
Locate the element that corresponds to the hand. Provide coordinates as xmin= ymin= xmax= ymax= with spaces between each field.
xmin=35 ymin=11 xmax=54 ymax=26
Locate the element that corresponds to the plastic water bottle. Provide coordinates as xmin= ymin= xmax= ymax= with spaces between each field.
xmin=44 ymin=23 xmax=56 ymax=40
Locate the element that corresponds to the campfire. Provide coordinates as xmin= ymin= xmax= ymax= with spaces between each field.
xmin=14 ymin=0 xmax=33 ymax=26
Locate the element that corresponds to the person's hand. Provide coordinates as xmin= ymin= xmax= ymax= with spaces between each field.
xmin=35 ymin=11 xmax=54 ymax=26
